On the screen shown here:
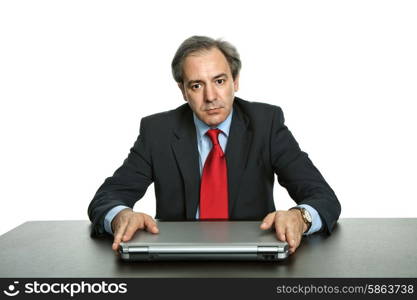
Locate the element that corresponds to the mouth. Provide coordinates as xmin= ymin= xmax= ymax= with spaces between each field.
xmin=205 ymin=107 xmax=222 ymax=115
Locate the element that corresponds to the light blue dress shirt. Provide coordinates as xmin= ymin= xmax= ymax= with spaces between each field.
xmin=104 ymin=109 xmax=322 ymax=235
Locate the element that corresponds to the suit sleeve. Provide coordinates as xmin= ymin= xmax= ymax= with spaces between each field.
xmin=270 ymin=107 xmax=341 ymax=234
xmin=87 ymin=117 xmax=154 ymax=237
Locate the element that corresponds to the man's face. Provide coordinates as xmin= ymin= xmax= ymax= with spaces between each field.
xmin=179 ymin=47 xmax=239 ymax=127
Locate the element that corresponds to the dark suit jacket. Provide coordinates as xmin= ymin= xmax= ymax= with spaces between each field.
xmin=88 ymin=97 xmax=340 ymax=236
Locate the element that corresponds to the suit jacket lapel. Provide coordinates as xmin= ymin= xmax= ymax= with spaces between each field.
xmin=171 ymin=106 xmax=201 ymax=220
xmin=226 ymin=101 xmax=253 ymax=216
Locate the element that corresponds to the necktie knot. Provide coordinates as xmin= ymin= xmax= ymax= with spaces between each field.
xmin=206 ymin=129 xmax=221 ymax=146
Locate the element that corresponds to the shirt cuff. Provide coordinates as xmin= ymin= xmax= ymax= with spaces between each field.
xmin=104 ymin=205 xmax=130 ymax=235
xmin=296 ymin=204 xmax=323 ymax=235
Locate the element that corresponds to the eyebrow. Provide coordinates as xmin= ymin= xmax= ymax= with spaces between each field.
xmin=187 ymin=73 xmax=228 ymax=86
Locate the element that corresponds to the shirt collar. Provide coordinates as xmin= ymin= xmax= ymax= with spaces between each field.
xmin=193 ymin=108 xmax=233 ymax=139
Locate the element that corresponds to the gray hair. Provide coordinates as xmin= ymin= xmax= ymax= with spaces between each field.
xmin=171 ymin=35 xmax=241 ymax=83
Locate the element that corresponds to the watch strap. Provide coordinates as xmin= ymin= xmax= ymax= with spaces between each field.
xmin=290 ymin=207 xmax=312 ymax=232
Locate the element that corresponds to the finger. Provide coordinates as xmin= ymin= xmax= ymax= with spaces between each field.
xmin=291 ymin=212 xmax=304 ymax=248
xmin=260 ymin=212 xmax=276 ymax=230
xmin=286 ymin=223 xmax=303 ymax=255
xmin=272 ymin=212 xmax=287 ymax=241
xmin=112 ymin=221 xmax=129 ymax=251
xmin=285 ymin=226 xmax=298 ymax=249
xmin=275 ymin=221 xmax=286 ymax=242
xmin=294 ymin=228 xmax=302 ymax=250
xmin=122 ymin=217 xmax=142 ymax=242
xmin=143 ymin=215 xmax=159 ymax=234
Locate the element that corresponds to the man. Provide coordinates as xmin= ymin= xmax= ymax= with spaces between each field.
xmin=88 ymin=36 xmax=341 ymax=255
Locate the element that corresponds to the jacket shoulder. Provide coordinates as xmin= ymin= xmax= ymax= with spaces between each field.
xmin=140 ymin=103 xmax=189 ymax=127
xmin=234 ymin=97 xmax=283 ymax=124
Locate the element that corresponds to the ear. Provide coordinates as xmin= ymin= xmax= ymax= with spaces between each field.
xmin=177 ymin=82 xmax=187 ymax=101
xmin=233 ymin=74 xmax=240 ymax=92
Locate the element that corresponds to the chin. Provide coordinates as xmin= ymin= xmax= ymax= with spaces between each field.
xmin=205 ymin=116 xmax=224 ymax=127
xmin=203 ymin=120 xmax=218 ymax=127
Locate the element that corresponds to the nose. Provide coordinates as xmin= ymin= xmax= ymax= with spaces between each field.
xmin=204 ymin=83 xmax=217 ymax=102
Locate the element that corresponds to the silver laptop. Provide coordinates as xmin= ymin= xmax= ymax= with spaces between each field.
xmin=119 ymin=221 xmax=289 ymax=261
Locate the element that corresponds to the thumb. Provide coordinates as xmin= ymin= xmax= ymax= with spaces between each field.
xmin=260 ymin=212 xmax=276 ymax=230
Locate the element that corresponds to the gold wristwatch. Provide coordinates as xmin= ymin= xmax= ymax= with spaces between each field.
xmin=290 ymin=207 xmax=312 ymax=232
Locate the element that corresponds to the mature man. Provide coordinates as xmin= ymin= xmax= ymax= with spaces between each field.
xmin=88 ymin=36 xmax=341 ymax=255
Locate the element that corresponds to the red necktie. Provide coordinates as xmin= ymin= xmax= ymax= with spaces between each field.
xmin=200 ymin=129 xmax=229 ymax=219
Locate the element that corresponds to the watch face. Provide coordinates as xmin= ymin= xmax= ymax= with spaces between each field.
xmin=304 ymin=210 xmax=312 ymax=223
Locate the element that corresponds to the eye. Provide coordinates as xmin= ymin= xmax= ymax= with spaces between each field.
xmin=191 ymin=83 xmax=202 ymax=90
xmin=216 ymin=79 xmax=225 ymax=85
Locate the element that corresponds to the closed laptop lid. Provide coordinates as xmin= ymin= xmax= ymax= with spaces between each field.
xmin=119 ymin=221 xmax=289 ymax=261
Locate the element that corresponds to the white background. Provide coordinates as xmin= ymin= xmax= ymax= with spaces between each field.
xmin=1 ymin=0 xmax=416 ymax=236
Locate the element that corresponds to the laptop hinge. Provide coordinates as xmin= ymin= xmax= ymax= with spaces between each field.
xmin=119 ymin=245 xmax=149 ymax=260
xmin=257 ymin=246 xmax=281 ymax=261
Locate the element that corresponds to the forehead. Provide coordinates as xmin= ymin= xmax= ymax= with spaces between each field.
xmin=182 ymin=47 xmax=231 ymax=81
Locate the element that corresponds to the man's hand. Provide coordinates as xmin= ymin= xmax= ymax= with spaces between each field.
xmin=260 ymin=210 xmax=307 ymax=254
xmin=111 ymin=208 xmax=159 ymax=252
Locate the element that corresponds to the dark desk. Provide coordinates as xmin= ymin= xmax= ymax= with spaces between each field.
xmin=0 ymin=219 xmax=416 ymax=278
